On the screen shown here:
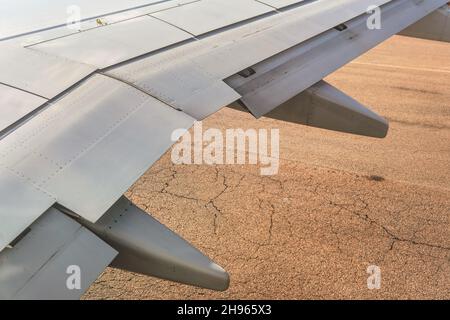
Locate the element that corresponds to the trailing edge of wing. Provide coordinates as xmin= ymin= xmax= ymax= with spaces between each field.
xmin=106 ymin=0 xmax=392 ymax=119
xmin=0 ymin=208 xmax=117 ymax=300
xmin=0 ymin=167 xmax=55 ymax=252
xmin=0 ymin=74 xmax=196 ymax=224
xmin=226 ymin=0 xmax=448 ymax=118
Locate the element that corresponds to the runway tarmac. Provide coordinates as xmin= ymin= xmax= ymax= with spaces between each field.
xmin=84 ymin=36 xmax=450 ymax=300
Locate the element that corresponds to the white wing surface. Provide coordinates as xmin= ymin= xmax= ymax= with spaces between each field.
xmin=0 ymin=0 xmax=448 ymax=299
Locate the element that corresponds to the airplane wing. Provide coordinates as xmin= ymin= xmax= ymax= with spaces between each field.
xmin=1 ymin=0 xmax=449 ymax=299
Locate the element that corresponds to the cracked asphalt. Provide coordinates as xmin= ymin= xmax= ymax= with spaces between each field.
xmin=84 ymin=36 xmax=450 ymax=300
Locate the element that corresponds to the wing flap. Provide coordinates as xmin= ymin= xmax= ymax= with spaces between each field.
xmin=111 ymin=61 xmax=240 ymax=120
xmin=0 ymin=167 xmax=55 ymax=252
xmin=107 ymin=0 xmax=392 ymax=115
xmin=0 ymin=208 xmax=117 ymax=300
xmin=0 ymin=74 xmax=195 ymax=223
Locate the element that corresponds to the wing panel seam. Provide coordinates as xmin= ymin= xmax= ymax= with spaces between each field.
xmin=0 ymin=164 xmax=56 ymax=201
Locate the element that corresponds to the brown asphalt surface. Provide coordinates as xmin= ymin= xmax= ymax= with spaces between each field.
xmin=84 ymin=36 xmax=450 ymax=300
